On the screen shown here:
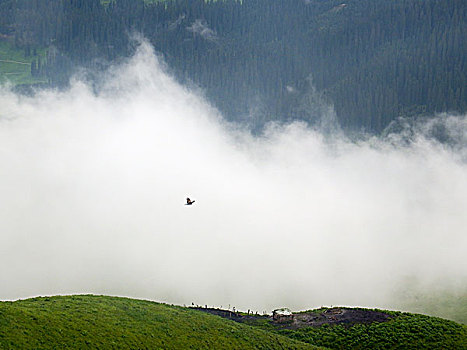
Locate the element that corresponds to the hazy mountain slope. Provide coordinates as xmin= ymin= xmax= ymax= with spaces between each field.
xmin=0 ymin=0 xmax=465 ymax=132
xmin=0 ymin=295 xmax=322 ymax=349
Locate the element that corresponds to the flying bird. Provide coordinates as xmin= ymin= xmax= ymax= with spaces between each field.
xmin=186 ymin=197 xmax=195 ymax=205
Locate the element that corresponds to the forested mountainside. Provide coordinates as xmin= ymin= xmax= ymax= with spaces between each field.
xmin=0 ymin=0 xmax=465 ymax=132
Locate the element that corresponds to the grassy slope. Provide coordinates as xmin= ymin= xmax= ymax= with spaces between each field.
xmin=245 ymin=309 xmax=467 ymax=350
xmin=0 ymin=295 xmax=322 ymax=350
xmin=0 ymin=40 xmax=47 ymax=85
xmin=2 ymin=296 xmax=466 ymax=350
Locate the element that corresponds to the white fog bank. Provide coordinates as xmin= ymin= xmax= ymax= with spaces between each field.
xmin=1 ymin=41 xmax=466 ymax=314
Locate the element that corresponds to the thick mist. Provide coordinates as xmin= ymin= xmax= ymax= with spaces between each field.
xmin=1 ymin=41 xmax=466 ymax=315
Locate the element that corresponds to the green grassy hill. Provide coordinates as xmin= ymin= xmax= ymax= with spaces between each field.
xmin=0 ymin=295 xmax=322 ymax=349
xmin=1 ymin=295 xmax=466 ymax=349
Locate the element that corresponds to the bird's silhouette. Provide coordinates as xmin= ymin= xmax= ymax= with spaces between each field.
xmin=186 ymin=197 xmax=195 ymax=205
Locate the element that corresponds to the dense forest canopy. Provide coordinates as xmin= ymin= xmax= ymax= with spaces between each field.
xmin=0 ymin=0 xmax=465 ymax=132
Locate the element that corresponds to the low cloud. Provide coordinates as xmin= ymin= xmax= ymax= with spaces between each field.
xmin=187 ymin=19 xmax=218 ymax=42
xmin=0 ymin=41 xmax=466 ymax=315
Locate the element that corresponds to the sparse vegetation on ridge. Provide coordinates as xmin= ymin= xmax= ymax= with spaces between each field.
xmin=244 ymin=308 xmax=467 ymax=350
xmin=195 ymin=306 xmax=467 ymax=349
